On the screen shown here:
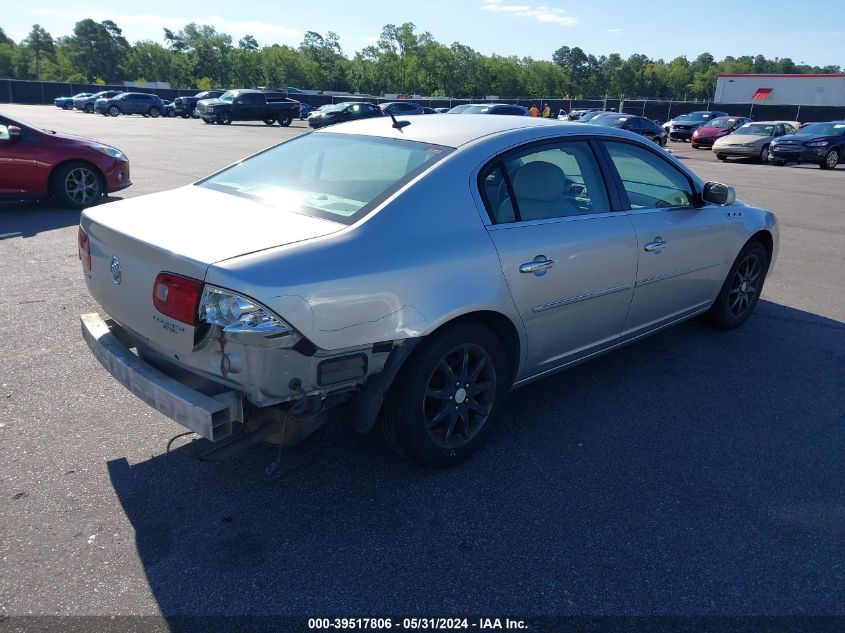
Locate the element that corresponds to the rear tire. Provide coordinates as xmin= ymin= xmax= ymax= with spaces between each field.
xmin=706 ymin=240 xmax=769 ymax=330
xmin=381 ymin=321 xmax=509 ymax=468
xmin=52 ymin=162 xmax=103 ymax=210
xmin=84 ymin=104 xmax=94 ymax=113
xmin=278 ymin=114 xmax=293 ymax=127
xmin=717 ymin=154 xmax=727 ymax=161
xmin=149 ymin=107 xmax=161 ymax=118
xmin=263 ymin=118 xmax=276 ymax=126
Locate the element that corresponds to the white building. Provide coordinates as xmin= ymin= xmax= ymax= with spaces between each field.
xmin=714 ymin=74 xmax=845 ymax=106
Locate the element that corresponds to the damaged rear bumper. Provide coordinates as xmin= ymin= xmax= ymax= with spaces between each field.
xmin=81 ymin=312 xmax=243 ymax=442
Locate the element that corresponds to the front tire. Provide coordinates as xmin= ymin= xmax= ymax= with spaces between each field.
xmin=217 ymin=112 xmax=232 ymax=125
xmin=52 ymin=162 xmax=103 ymax=209
xmin=820 ymin=148 xmax=839 ymax=169
xmin=706 ymin=240 xmax=769 ymax=329
xmin=149 ymin=106 xmax=161 ymax=118
xmin=759 ymin=144 xmax=769 ymax=163
xmin=108 ymin=105 xmax=120 ymax=117
xmin=382 ymin=321 xmax=509 ymax=468
xmin=84 ymin=104 xmax=94 ymax=113
xmin=716 ymin=154 xmax=727 ymax=161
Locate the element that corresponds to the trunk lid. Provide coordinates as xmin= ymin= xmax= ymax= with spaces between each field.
xmin=80 ymin=186 xmax=342 ymax=353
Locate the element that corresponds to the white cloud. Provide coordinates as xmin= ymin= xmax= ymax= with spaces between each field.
xmin=481 ymin=0 xmax=577 ymax=26
xmin=24 ymin=10 xmax=300 ymax=42
xmin=198 ymin=16 xmax=299 ymax=39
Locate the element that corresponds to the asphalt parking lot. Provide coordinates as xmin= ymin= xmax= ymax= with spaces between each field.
xmin=1 ymin=105 xmax=844 ymax=626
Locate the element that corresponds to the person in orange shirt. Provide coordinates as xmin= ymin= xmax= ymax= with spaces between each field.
xmin=529 ymin=104 xmax=539 ymax=117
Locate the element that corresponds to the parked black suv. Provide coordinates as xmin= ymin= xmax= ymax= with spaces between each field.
xmin=173 ymin=90 xmax=225 ymax=118
xmin=96 ymin=92 xmax=166 ymax=117
xmin=769 ymin=121 xmax=845 ymax=169
xmin=380 ymin=102 xmax=425 ymax=116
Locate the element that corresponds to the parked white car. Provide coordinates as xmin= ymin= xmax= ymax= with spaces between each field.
xmin=79 ymin=116 xmax=778 ymax=467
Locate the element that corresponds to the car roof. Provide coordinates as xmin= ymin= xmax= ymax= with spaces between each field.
xmin=314 ymin=114 xmax=613 ymax=148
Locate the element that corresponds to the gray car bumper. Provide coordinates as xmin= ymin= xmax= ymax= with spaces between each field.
xmin=80 ymin=313 xmax=242 ymax=442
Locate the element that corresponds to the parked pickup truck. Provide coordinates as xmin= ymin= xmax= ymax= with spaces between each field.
xmin=173 ymin=90 xmax=225 ymax=118
xmin=197 ymin=89 xmax=301 ymax=126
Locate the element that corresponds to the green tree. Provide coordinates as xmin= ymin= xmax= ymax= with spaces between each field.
xmin=18 ymin=24 xmax=55 ymax=79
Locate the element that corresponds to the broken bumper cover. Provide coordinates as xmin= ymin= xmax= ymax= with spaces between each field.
xmin=80 ymin=312 xmax=242 ymax=442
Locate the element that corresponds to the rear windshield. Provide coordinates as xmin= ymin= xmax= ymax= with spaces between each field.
xmin=595 ymin=116 xmax=631 ymax=128
xmin=463 ymin=105 xmax=494 ymax=114
xmin=199 ymin=133 xmax=453 ymax=225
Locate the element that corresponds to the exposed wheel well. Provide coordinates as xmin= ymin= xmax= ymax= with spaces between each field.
xmin=749 ymin=230 xmax=773 ymax=263
xmin=441 ymin=311 xmax=521 ymax=386
xmin=48 ymin=160 xmax=105 ymax=195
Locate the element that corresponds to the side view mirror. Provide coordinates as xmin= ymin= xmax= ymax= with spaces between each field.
xmin=8 ymin=125 xmax=21 ymax=139
xmin=702 ymin=181 xmax=735 ymax=206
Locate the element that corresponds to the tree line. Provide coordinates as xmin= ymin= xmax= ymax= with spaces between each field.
xmin=1 ymin=21 xmax=840 ymax=99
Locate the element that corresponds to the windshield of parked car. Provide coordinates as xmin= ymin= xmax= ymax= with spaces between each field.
xmin=199 ymin=133 xmax=454 ymax=225
xmin=322 ymin=104 xmax=348 ymax=113
xmin=219 ymin=92 xmax=235 ymax=102
xmin=798 ymin=122 xmax=845 ymax=136
xmin=706 ymin=117 xmax=738 ymax=128
xmin=737 ymin=123 xmax=775 ymax=136
xmin=447 ymin=105 xmax=471 ymax=113
xmin=0 ymin=113 xmax=55 ymax=135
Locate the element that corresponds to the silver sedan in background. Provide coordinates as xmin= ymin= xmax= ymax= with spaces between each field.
xmin=79 ymin=116 xmax=778 ymax=467
xmin=713 ymin=120 xmax=800 ymax=162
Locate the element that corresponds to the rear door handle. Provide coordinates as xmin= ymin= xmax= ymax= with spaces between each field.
xmin=519 ymin=258 xmax=556 ymax=275
xmin=644 ymin=238 xmax=666 ymax=252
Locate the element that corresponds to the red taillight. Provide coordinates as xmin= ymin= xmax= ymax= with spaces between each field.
xmin=78 ymin=226 xmax=91 ymax=271
xmin=152 ymin=272 xmax=203 ymax=325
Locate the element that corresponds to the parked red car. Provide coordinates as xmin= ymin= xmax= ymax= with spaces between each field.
xmin=0 ymin=112 xmax=131 ymax=208
xmin=691 ymin=116 xmax=751 ymax=149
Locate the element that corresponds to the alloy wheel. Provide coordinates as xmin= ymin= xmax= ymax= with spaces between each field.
xmin=825 ymin=149 xmax=839 ymax=169
xmin=728 ymin=253 xmax=762 ymax=319
xmin=422 ymin=343 xmax=497 ymax=449
xmin=64 ymin=167 xmax=99 ymax=206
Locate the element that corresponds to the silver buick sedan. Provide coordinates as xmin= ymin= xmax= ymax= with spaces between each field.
xmin=79 ymin=116 xmax=778 ymax=467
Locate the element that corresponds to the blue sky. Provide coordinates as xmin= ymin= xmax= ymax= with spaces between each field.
xmin=5 ymin=0 xmax=845 ymax=67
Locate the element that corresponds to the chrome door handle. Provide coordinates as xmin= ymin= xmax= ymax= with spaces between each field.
xmin=519 ymin=258 xmax=555 ymax=274
xmin=644 ymin=238 xmax=666 ymax=252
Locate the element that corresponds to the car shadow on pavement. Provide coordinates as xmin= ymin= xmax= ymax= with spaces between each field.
xmin=106 ymin=299 xmax=845 ymax=624
xmin=0 ymin=197 xmax=124 ymax=238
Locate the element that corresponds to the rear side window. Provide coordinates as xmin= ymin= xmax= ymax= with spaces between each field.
xmin=481 ymin=140 xmax=611 ymax=224
xmin=604 ymin=141 xmax=694 ymax=210
xmin=199 ymin=133 xmax=452 ymax=224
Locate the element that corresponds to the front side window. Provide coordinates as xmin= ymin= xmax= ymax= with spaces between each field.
xmin=200 ymin=133 xmax=452 ymax=224
xmin=481 ymin=140 xmax=611 ymax=224
xmin=604 ymin=141 xmax=694 ymax=210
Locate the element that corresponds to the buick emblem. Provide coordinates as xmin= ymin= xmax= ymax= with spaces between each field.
xmin=110 ymin=256 xmax=122 ymax=285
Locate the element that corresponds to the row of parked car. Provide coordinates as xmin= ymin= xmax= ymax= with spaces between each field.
xmin=560 ymin=107 xmax=845 ymax=169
